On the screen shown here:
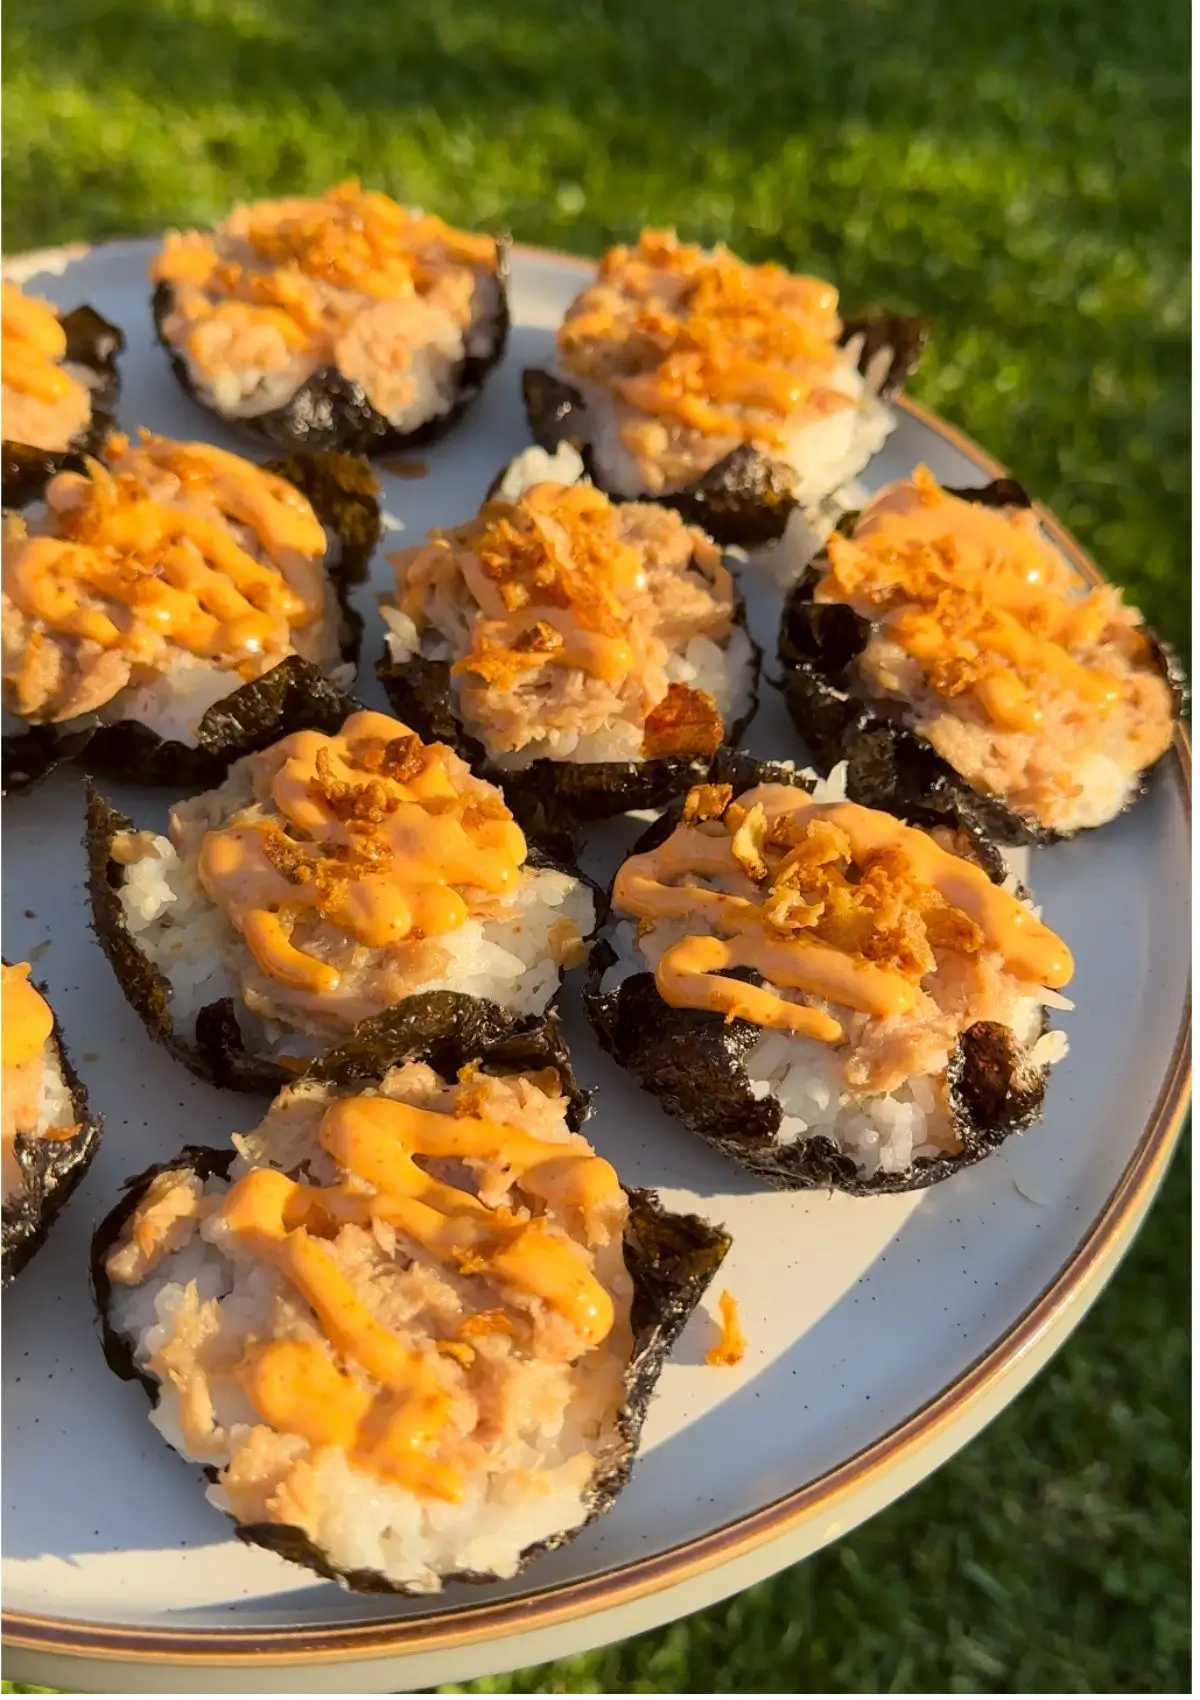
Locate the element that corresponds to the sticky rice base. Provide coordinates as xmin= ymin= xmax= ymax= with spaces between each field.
xmin=113 ymin=763 xmax=596 ymax=1057
xmin=106 ymin=1069 xmax=633 ymax=1591
xmin=601 ymin=766 xmax=1069 ymax=1179
xmin=382 ymin=444 xmax=756 ymax=768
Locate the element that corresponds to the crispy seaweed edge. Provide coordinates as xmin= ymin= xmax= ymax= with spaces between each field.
xmin=2 ymin=970 xmax=103 ymax=1286
xmin=777 ymin=479 xmax=1187 ymax=846
xmin=583 ymin=753 xmax=1056 ymax=1195
xmin=89 ymin=1017 xmax=730 ymax=1594
xmin=375 ymin=452 xmax=763 ymax=844
xmin=84 ymin=768 xmax=603 ymax=1097
xmin=2 ymin=303 xmax=126 ymax=509
xmin=150 ymin=240 xmax=510 ymax=458
xmin=520 ymin=309 xmax=927 ymax=549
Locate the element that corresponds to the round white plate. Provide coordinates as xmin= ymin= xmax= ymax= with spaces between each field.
xmin=2 ymin=239 xmax=1190 ymax=1694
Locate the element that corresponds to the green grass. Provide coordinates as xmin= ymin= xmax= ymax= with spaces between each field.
xmin=2 ymin=0 xmax=1189 ymax=1689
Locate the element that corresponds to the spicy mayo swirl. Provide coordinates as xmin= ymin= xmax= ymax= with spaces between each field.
xmin=613 ymin=783 xmax=1073 ymax=1045
xmin=816 ymin=468 xmax=1135 ymax=735
xmin=196 ymin=711 xmax=529 ymax=996
xmin=557 ymin=230 xmax=849 ymax=447
xmin=3 ymin=432 xmax=328 ymax=688
xmin=2 ymin=281 xmax=92 ymax=452
xmin=208 ymin=1080 xmax=623 ymax=1499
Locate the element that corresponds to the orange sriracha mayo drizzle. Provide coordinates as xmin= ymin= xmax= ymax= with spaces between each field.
xmin=151 ymin=182 xmax=499 ymax=377
xmin=197 ymin=711 xmax=529 ymax=996
xmin=1 ymin=281 xmax=86 ymax=405
xmin=706 ymin=1291 xmax=746 ymax=1368
xmin=816 ymin=467 xmax=1124 ymax=734
xmin=2 ymin=962 xmax=53 ymax=1071
xmin=612 ymin=784 xmax=1073 ymax=1041
xmin=556 ymin=230 xmax=850 ymax=445
xmin=4 ymin=433 xmax=327 ymax=672
xmin=393 ymin=479 xmax=660 ymax=696
xmin=217 ymin=1089 xmax=621 ymax=1499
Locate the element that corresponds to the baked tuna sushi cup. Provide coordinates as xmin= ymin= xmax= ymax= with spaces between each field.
xmin=522 ymin=230 xmax=926 ymax=576
xmin=87 ymin=707 xmax=599 ymax=1095
xmin=2 ymin=279 xmax=125 ymax=509
xmin=586 ymin=756 xmax=1075 ymax=1194
xmin=91 ymin=1012 xmax=730 ymax=1594
xmin=150 ymin=182 xmax=509 ymax=458
xmin=2 ymin=432 xmax=380 ymax=795
xmin=3 ymin=961 xmax=102 ymax=1285
xmin=377 ymin=442 xmax=759 ymax=844
xmin=778 ymin=468 xmax=1182 ymax=844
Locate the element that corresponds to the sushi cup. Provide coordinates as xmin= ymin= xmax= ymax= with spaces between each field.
xmin=2 ymin=440 xmax=381 ymax=796
xmin=86 ymin=706 xmax=601 ymax=1095
xmin=585 ymin=751 xmax=1074 ymax=1195
xmin=520 ymin=231 xmax=926 ymax=570
xmin=777 ymin=472 xmax=1184 ymax=845
xmin=3 ymin=962 xmax=103 ymax=1285
xmin=2 ymin=281 xmax=125 ymax=509
xmin=377 ymin=443 xmax=761 ymax=848
xmin=91 ymin=1010 xmax=730 ymax=1595
xmin=150 ymin=185 xmax=510 ymax=457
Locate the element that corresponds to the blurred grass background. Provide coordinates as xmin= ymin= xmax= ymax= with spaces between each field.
xmin=2 ymin=0 xmax=1189 ymax=1689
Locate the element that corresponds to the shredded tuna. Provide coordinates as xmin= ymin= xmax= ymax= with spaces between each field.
xmin=391 ymin=481 xmax=737 ymax=759
xmin=814 ymin=468 xmax=1176 ymax=832
xmin=556 ymin=230 xmax=856 ymax=494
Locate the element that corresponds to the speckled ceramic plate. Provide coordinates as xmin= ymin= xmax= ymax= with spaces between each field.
xmin=1 ymin=240 xmax=1190 ymax=1696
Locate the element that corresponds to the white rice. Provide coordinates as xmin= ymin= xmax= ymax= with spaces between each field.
xmin=35 ymin=1039 xmax=75 ymax=1137
xmin=601 ymin=762 xmax=1069 ymax=1179
xmin=106 ymin=1069 xmax=632 ymax=1591
xmin=3 ymin=1034 xmax=78 ymax=1206
xmin=116 ymin=830 xmax=595 ymax=1056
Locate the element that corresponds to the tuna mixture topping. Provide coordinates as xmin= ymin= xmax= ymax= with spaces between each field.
xmin=387 ymin=479 xmax=740 ymax=762
xmin=556 ymin=230 xmax=861 ymax=494
xmin=113 ymin=711 xmax=590 ymax=1037
xmin=153 ymin=182 xmax=502 ymax=423
xmin=812 ymin=468 xmax=1176 ymax=831
xmin=2 ymin=432 xmax=337 ymax=725
xmin=2 ymin=963 xmax=75 ymax=1200
xmin=2 ymin=281 xmax=92 ymax=453
xmin=612 ymin=781 xmax=1073 ymax=1096
xmin=105 ymin=1063 xmax=632 ymax=1532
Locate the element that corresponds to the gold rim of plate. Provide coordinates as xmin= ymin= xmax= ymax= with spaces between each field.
xmin=1 ymin=238 xmax=1191 ymax=1667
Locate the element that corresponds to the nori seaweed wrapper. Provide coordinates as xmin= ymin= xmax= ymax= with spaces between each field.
xmin=521 ymin=308 xmax=927 ymax=550
xmin=2 ymin=303 xmax=125 ymax=509
xmin=777 ymin=480 xmax=1187 ymax=846
xmin=3 ymin=452 xmax=380 ymax=793
xmin=90 ymin=1014 xmax=730 ymax=1593
xmin=151 ymin=240 xmax=509 ymax=457
xmin=85 ymin=771 xmax=601 ymax=1097
xmin=376 ymin=455 xmax=762 ymax=845
xmin=584 ymin=754 xmax=1057 ymax=1195
xmin=2 ymin=720 xmax=92 ymax=799
xmin=2 ymin=967 xmax=103 ymax=1285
